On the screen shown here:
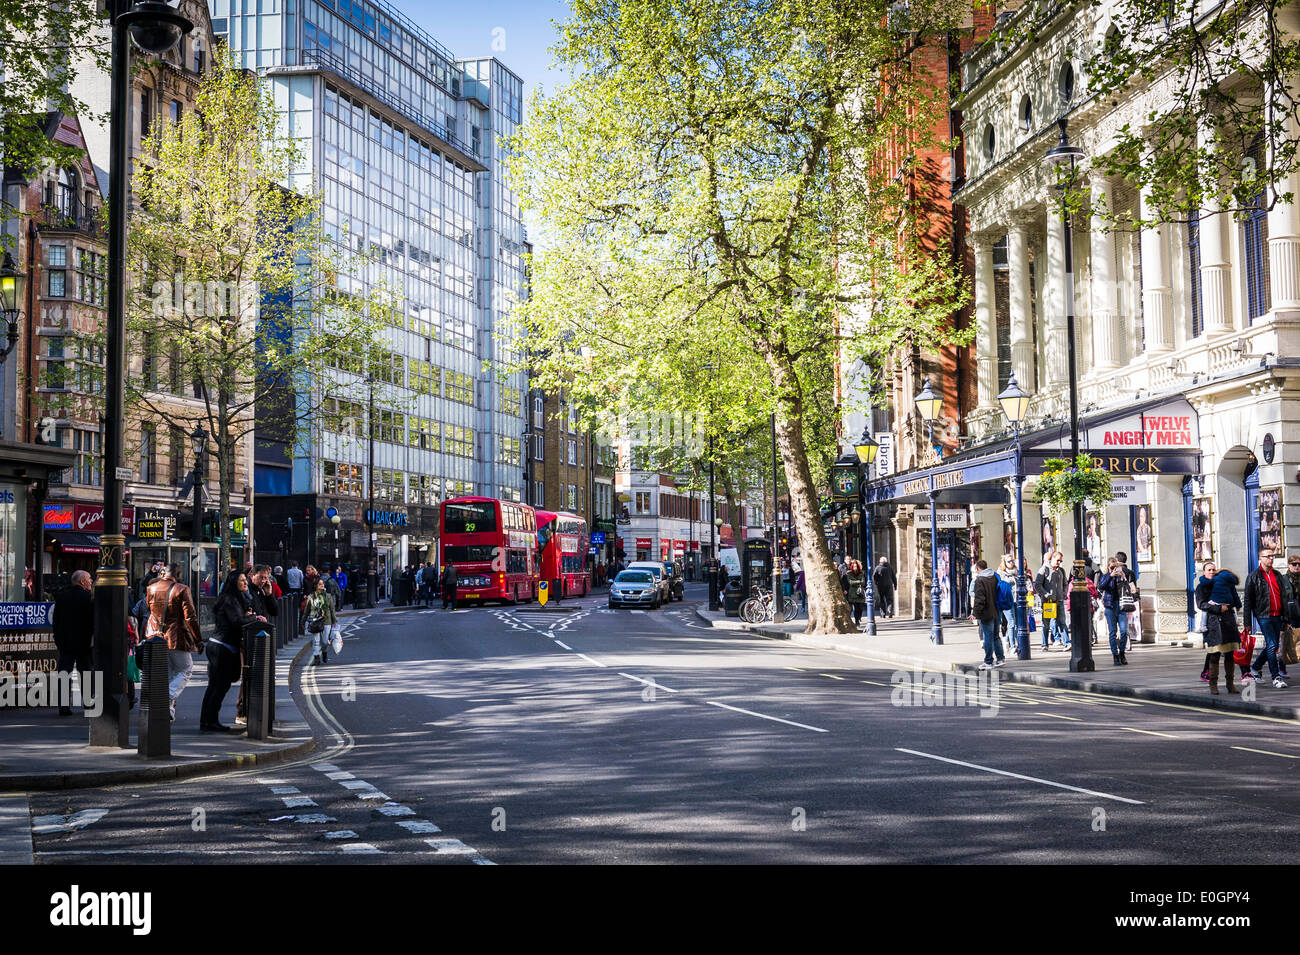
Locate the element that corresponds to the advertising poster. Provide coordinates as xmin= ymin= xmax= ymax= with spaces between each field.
xmin=1192 ymin=497 xmax=1214 ymax=563
xmin=1134 ymin=504 xmax=1154 ymax=563
xmin=1084 ymin=511 xmax=1103 ymax=562
xmin=1259 ymin=487 xmax=1283 ymax=557
xmin=1041 ymin=517 xmax=1055 ymax=558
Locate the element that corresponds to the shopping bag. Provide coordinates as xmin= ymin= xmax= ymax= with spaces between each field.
xmin=1042 ymin=601 xmax=1057 ymax=620
xmin=1234 ymin=630 xmax=1256 ymax=668
xmin=330 ymin=631 xmax=343 ymax=656
xmin=1285 ymin=626 xmax=1300 ymax=666
xmin=127 ymin=652 xmax=142 ymax=684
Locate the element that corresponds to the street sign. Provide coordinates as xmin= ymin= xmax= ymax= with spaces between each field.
xmin=326 ymin=506 xmax=338 ymax=519
xmin=876 ymin=433 xmax=894 ymax=477
xmin=1110 ymin=480 xmax=1147 ymax=504
xmin=538 ymin=580 xmax=549 ymax=606
xmin=115 ymin=467 xmax=133 ymax=481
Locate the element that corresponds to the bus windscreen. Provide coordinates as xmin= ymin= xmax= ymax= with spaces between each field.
xmin=444 ymin=502 xmax=497 ymax=535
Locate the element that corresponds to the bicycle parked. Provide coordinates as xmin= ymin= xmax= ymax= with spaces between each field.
xmin=740 ymin=586 xmax=799 ymax=623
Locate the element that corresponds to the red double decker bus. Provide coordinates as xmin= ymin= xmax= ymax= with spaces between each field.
xmin=535 ymin=510 xmax=589 ymax=599
xmin=439 ymin=497 xmax=537 ymax=604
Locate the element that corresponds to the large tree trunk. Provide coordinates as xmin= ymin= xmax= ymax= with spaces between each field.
xmin=769 ymin=364 xmax=857 ymax=635
xmin=217 ymin=386 xmax=232 ymax=582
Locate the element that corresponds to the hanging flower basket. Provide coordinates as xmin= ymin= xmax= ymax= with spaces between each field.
xmin=1034 ymin=455 xmax=1114 ymax=515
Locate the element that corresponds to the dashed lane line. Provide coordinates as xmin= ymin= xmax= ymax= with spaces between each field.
xmin=1124 ymin=727 xmax=1180 ymax=739
xmin=1232 ymin=746 xmax=1300 ymax=759
xmin=1039 ymin=713 xmax=1083 ymax=722
xmin=616 ymin=672 xmax=680 ymax=694
xmin=705 ymin=700 xmax=828 ymax=733
xmin=896 ymin=748 xmax=1146 ymax=805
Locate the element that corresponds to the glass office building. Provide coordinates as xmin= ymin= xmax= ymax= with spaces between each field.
xmin=211 ymin=0 xmax=527 ymax=568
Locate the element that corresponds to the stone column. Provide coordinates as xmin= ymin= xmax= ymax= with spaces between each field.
xmin=973 ymin=234 xmax=997 ymax=410
xmin=1139 ymin=181 xmax=1175 ymax=352
xmin=1007 ymin=218 xmax=1036 ymax=391
xmin=1089 ymin=175 xmax=1122 ymax=369
xmin=1269 ymin=76 xmax=1300 ymax=311
xmin=1197 ymin=121 xmax=1234 ymax=336
xmin=1044 ymin=199 xmax=1069 ymax=389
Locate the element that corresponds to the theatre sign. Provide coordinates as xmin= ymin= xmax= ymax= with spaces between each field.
xmin=1028 ymin=397 xmax=1201 ymax=475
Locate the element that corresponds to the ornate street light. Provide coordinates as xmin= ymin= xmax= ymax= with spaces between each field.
xmin=0 ymin=252 xmax=26 ymax=364
xmin=915 ymin=381 xmax=944 ymax=645
xmin=854 ymin=426 xmax=879 ymax=635
xmin=998 ymin=371 xmax=1033 ymax=660
xmin=1044 ymin=116 xmax=1094 ymax=673
xmin=91 ymin=0 xmax=193 ymax=748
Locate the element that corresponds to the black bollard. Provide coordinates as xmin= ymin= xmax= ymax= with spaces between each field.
xmin=245 ymin=629 xmax=274 ymax=739
xmin=137 ymin=638 xmax=171 ymax=757
xmin=1068 ymin=561 xmax=1095 ymax=672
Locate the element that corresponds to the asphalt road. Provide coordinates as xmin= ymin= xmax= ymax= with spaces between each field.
xmin=27 ymin=582 xmax=1300 ymax=864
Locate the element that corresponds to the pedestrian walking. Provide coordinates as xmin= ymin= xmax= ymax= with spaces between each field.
xmin=304 ymin=576 xmax=340 ymax=666
xmin=873 ymin=557 xmax=897 ymax=618
xmin=1244 ymin=551 xmax=1288 ymax=688
xmin=1098 ymin=553 xmax=1137 ymax=664
xmin=144 ymin=563 xmax=203 ymax=722
xmin=1195 ymin=561 xmax=1240 ymax=694
xmin=441 ymin=563 xmax=458 ymax=610
xmin=841 ymin=559 xmax=867 ymax=627
xmin=333 ymin=564 xmax=348 ymax=604
xmin=995 ymin=555 xmax=1018 ymax=648
xmin=1281 ymin=554 xmax=1300 ymax=674
xmin=204 ymin=571 xmax=255 ymax=732
xmin=286 ymin=560 xmax=303 ymax=594
xmin=1034 ymin=552 xmax=1070 ymax=650
xmin=52 ymin=570 xmax=95 ymax=716
xmin=323 ymin=566 xmax=342 ymax=610
xmin=971 ymin=558 xmax=1005 ymax=669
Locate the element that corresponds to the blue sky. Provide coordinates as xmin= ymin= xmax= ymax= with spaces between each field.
xmin=401 ymin=1 xmax=574 ymax=97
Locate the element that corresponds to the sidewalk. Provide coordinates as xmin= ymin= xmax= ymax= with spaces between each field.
xmin=0 ymin=634 xmax=318 ymax=791
xmin=695 ymin=605 xmax=1300 ymax=720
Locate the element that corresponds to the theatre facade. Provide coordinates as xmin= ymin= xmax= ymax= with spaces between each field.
xmin=867 ymin=0 xmax=1300 ymax=640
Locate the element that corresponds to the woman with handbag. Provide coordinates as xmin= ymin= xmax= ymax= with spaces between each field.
xmin=1199 ymin=565 xmax=1242 ymax=695
xmin=305 ymin=576 xmax=339 ymax=666
xmin=1099 ymin=554 xmax=1136 ymax=664
xmin=203 ymin=571 xmax=253 ymax=732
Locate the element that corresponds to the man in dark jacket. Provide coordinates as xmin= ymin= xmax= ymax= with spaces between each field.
xmin=971 ymin=559 xmax=1004 ymax=669
xmin=873 ymin=557 xmax=897 ymax=618
xmin=1244 ymin=551 xmax=1288 ymax=688
xmin=52 ymin=570 xmax=95 ymax=716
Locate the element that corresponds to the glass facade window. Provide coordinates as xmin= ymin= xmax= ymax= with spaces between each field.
xmin=373 ymin=467 xmax=405 ymax=503
xmin=323 ymin=459 xmax=364 ymax=496
xmin=73 ymin=429 xmax=102 ymax=486
xmin=445 ymin=425 xmax=473 ymax=459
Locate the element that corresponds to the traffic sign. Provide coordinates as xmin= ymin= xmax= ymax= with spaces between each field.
xmin=326 ymin=506 xmax=338 ymax=519
xmin=538 ymin=580 xmax=549 ymax=607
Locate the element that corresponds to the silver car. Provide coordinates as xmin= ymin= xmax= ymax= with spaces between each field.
xmin=609 ymin=570 xmax=659 ymax=609
xmin=626 ymin=561 xmax=669 ymax=605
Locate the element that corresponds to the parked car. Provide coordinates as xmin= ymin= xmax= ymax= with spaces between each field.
xmin=662 ymin=559 xmax=685 ymax=601
xmin=608 ymin=570 xmax=659 ymax=609
xmin=626 ymin=561 xmax=670 ymax=605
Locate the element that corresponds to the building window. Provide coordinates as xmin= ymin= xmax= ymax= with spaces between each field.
xmin=1019 ymin=95 xmax=1032 ymax=132
xmin=48 ymin=269 xmax=66 ymax=297
xmin=370 ymin=407 xmax=404 ymax=444
xmin=322 ymin=459 xmax=364 ymax=496
xmin=409 ymin=416 xmax=440 ymax=451
xmin=635 ymin=491 xmax=651 ymax=514
xmin=446 ymin=371 xmax=474 ymax=405
xmin=1244 ymin=192 xmax=1271 ymax=323
xmin=169 ymin=425 xmax=185 ymax=485
xmin=77 ymin=249 xmax=105 ymax=305
xmin=532 ymin=394 xmax=543 ymax=426
xmin=567 ymin=485 xmax=577 ymax=510
xmin=1187 ymin=216 xmax=1203 ymax=339
xmin=141 ymin=89 xmax=152 ymax=140
xmin=140 ymin=423 xmax=156 ymax=483
xmin=499 ymin=436 xmax=521 ymax=466
xmin=984 ymin=123 xmax=995 ymax=160
xmin=73 ymin=429 xmax=102 ymax=486
xmin=567 ymin=439 xmax=576 ymax=465
xmin=170 ymin=100 xmax=182 ymax=126
xmin=322 ymin=395 xmax=365 ymax=436
xmin=44 ymin=336 xmax=66 ymax=389
xmin=373 ymin=468 xmax=405 ymax=503
xmin=445 ymin=425 xmax=473 ymax=458
xmin=410 ymin=473 xmax=440 ymax=505
xmin=535 ymin=433 xmax=543 ymax=461
xmin=193 ymin=38 xmax=204 ymax=74
xmin=534 ymin=480 xmax=544 ymax=504
xmin=76 ymin=339 xmax=104 ymax=393
xmin=1058 ymin=62 xmax=1075 ymax=104
xmin=410 ymin=359 xmax=441 ymax=396
xmin=502 ymin=388 xmax=521 ymax=417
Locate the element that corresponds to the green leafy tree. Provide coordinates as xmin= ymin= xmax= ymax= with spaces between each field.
xmin=508 ymin=0 xmax=969 ymax=633
xmin=124 ymin=50 xmax=395 ymax=576
xmin=0 ymin=0 xmax=106 ymax=228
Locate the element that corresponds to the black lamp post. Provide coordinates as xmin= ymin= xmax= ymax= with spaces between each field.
xmin=998 ymin=372 xmax=1032 ymax=660
xmin=190 ymin=423 xmax=206 ymax=597
xmin=91 ymin=0 xmax=191 ymax=748
xmin=0 ymin=252 xmax=25 ymax=364
xmin=854 ymin=429 xmax=878 ymax=635
xmin=1045 ymin=117 xmax=1095 ymax=673
xmin=914 ymin=377 xmax=944 ymax=645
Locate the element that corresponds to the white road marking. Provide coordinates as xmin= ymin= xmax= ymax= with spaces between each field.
xmin=396 ymin=819 xmax=442 ymax=834
xmin=340 ymin=780 xmax=375 ymax=790
xmin=375 ymin=803 xmax=415 ymax=817
xmin=617 ymin=672 xmax=679 ymax=694
xmin=424 ymin=837 xmax=478 ymax=855
xmin=281 ymin=796 xmax=318 ymax=808
xmin=32 ymin=809 xmax=109 ymax=834
xmin=340 ymin=843 xmax=383 ymax=854
xmin=1124 ymin=727 xmax=1179 ymax=739
xmin=895 ymin=748 xmax=1146 ymax=804
xmin=325 ymin=771 xmax=355 ymax=780
xmin=355 ymin=791 xmax=391 ymax=802
xmin=310 ymin=762 xmax=340 ymax=773
xmin=705 ymin=701 xmax=828 ymax=733
xmin=269 ymin=813 xmax=337 ymax=823
xmin=576 ymin=653 xmax=608 ymax=668
xmin=269 ymin=786 xmax=301 ymax=795
xmin=324 ymin=830 xmax=359 ymax=839
xmin=554 ymin=640 xmax=572 ymax=650
xmin=1232 ymin=745 xmax=1299 ymax=759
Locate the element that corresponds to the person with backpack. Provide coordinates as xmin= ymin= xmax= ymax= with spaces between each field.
xmin=971 ymin=558 xmax=1005 ymax=669
xmin=995 ymin=555 xmax=1018 ymax=651
xmin=872 ymin=557 xmax=897 ymax=618
xmin=323 ymin=567 xmax=342 ymax=610
xmin=1099 ymin=552 xmax=1138 ymax=665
